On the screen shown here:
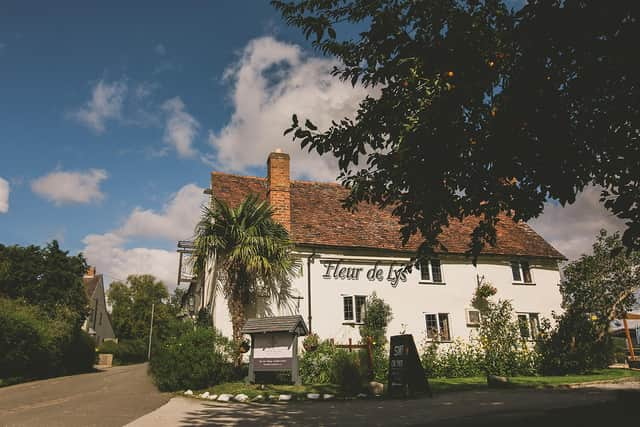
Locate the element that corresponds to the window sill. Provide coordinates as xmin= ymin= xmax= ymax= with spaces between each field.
xmin=342 ymin=321 xmax=364 ymax=326
xmin=424 ymin=339 xmax=453 ymax=343
xmin=466 ymin=324 xmax=480 ymax=328
xmin=419 ymin=281 xmax=446 ymax=286
xmin=512 ymin=282 xmax=536 ymax=286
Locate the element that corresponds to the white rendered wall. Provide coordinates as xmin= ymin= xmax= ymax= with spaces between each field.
xmin=207 ymin=250 xmax=562 ymax=350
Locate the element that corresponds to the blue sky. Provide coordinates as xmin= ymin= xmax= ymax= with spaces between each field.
xmin=0 ymin=1 xmax=625 ymax=288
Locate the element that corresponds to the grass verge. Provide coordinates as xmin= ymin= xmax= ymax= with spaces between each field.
xmin=186 ymin=368 xmax=640 ymax=400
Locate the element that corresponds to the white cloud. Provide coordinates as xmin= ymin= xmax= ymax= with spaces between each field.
xmin=154 ymin=43 xmax=166 ymax=56
xmin=119 ymin=183 xmax=206 ymax=241
xmin=0 ymin=177 xmax=9 ymax=213
xmin=208 ymin=36 xmax=370 ymax=181
xmin=82 ymin=233 xmax=178 ymax=288
xmin=70 ymin=80 xmax=127 ymax=133
xmin=162 ymin=97 xmax=200 ymax=158
xmin=528 ymin=186 xmax=627 ymax=260
xmin=82 ymin=183 xmax=206 ymax=290
xmin=31 ymin=169 xmax=108 ymax=205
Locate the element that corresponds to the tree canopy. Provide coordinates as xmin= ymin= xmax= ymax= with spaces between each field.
xmin=273 ymin=0 xmax=639 ymax=258
xmin=0 ymin=240 xmax=88 ymax=323
xmin=107 ymin=274 xmax=184 ymax=343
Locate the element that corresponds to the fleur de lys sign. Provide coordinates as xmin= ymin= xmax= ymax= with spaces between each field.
xmin=321 ymin=260 xmax=408 ymax=288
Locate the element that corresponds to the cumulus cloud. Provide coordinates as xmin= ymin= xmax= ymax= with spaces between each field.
xmin=162 ymin=97 xmax=200 ymax=158
xmin=0 ymin=177 xmax=9 ymax=213
xmin=82 ymin=233 xmax=178 ymax=288
xmin=31 ymin=169 xmax=108 ymax=205
xmin=528 ymin=186 xmax=627 ymax=260
xmin=208 ymin=36 xmax=370 ymax=181
xmin=82 ymin=183 xmax=206 ymax=290
xmin=70 ymin=80 xmax=127 ymax=133
xmin=119 ymin=183 xmax=207 ymax=241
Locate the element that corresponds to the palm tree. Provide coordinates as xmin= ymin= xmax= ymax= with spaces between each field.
xmin=191 ymin=194 xmax=300 ymax=357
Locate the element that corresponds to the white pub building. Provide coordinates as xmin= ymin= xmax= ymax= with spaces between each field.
xmin=181 ymin=151 xmax=565 ymax=347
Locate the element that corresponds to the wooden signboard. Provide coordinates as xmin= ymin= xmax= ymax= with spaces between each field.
xmin=387 ymin=334 xmax=431 ymax=397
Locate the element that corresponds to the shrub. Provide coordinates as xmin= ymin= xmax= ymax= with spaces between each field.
xmin=359 ymin=292 xmax=392 ymax=382
xmin=421 ymin=339 xmax=485 ymax=378
xmin=62 ymin=330 xmax=96 ymax=374
xmin=0 ymin=298 xmax=95 ymax=380
xmin=300 ymin=340 xmax=336 ymax=384
xmin=0 ymin=298 xmax=51 ymax=379
xmin=149 ymin=327 xmax=233 ymax=391
xmin=537 ymin=312 xmax=614 ymax=375
xmin=98 ymin=339 xmax=148 ymax=365
xmin=331 ymin=349 xmax=366 ymax=394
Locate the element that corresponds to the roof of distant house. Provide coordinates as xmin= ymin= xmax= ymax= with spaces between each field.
xmin=82 ymin=274 xmax=102 ymax=299
xmin=211 ymin=172 xmax=565 ymax=260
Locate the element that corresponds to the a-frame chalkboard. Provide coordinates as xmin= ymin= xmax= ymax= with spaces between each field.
xmin=387 ymin=334 xmax=431 ymax=398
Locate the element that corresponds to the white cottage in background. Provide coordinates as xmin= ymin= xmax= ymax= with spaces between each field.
xmin=182 ymin=151 xmax=565 ymax=348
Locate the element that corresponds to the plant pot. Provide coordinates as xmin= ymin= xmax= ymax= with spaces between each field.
xmin=629 ymin=357 xmax=640 ymax=369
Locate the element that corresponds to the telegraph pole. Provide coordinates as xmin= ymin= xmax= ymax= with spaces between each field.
xmin=147 ymin=303 xmax=155 ymax=360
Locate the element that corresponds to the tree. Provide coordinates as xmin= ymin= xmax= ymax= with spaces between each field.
xmin=0 ymin=240 xmax=88 ymax=325
xmin=538 ymin=230 xmax=639 ymax=374
xmin=359 ymin=292 xmax=392 ymax=381
xmin=107 ymin=275 xmax=182 ymax=343
xmin=273 ymin=0 xmax=640 ymax=259
xmin=560 ymin=230 xmax=639 ymax=340
xmin=192 ymin=194 xmax=300 ymax=358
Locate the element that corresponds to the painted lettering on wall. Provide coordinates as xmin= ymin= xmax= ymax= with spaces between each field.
xmin=321 ymin=261 xmax=408 ymax=288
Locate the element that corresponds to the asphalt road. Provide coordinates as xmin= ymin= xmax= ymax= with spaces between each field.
xmin=129 ymin=385 xmax=640 ymax=427
xmin=0 ymin=364 xmax=169 ymax=427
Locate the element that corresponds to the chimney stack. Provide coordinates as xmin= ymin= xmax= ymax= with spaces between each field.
xmin=267 ymin=151 xmax=291 ymax=232
xmin=85 ymin=266 xmax=96 ymax=278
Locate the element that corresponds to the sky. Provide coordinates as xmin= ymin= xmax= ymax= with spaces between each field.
xmin=0 ymin=1 xmax=627 ymax=291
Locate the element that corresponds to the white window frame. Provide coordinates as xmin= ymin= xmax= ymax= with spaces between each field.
xmin=511 ymin=260 xmax=534 ymax=285
xmin=424 ymin=312 xmax=452 ymax=341
xmin=465 ymin=309 xmax=481 ymax=327
xmin=419 ymin=259 xmax=444 ymax=284
xmin=516 ymin=312 xmax=541 ymax=340
xmin=342 ymin=295 xmax=367 ymax=324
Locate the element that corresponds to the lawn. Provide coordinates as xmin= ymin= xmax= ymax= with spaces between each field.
xmin=192 ymin=368 xmax=640 ymax=399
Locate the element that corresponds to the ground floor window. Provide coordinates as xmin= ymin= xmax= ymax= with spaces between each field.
xmin=343 ymin=295 xmax=366 ymax=323
xmin=517 ymin=312 xmax=540 ymax=340
xmin=425 ymin=313 xmax=451 ymax=341
xmin=465 ymin=309 xmax=481 ymax=327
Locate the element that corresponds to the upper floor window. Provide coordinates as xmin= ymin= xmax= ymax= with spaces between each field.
xmin=511 ymin=261 xmax=533 ymax=284
xmin=343 ymin=295 xmax=367 ymax=323
xmin=420 ymin=259 xmax=443 ymax=283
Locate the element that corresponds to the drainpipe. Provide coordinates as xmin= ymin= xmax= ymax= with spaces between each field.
xmin=307 ymin=251 xmax=316 ymax=333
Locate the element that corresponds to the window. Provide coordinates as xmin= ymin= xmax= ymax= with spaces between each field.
xmin=517 ymin=313 xmax=540 ymax=340
xmin=511 ymin=261 xmax=533 ymax=284
xmin=425 ymin=313 xmax=451 ymax=341
xmin=466 ymin=309 xmax=481 ymax=327
xmin=420 ymin=259 xmax=444 ymax=283
xmin=343 ymin=295 xmax=366 ymax=323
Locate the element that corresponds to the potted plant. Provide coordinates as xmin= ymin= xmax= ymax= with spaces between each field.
xmin=303 ymin=333 xmax=320 ymax=352
xmin=239 ymin=338 xmax=251 ymax=354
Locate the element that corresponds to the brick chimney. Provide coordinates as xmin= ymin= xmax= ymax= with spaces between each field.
xmin=267 ymin=150 xmax=291 ymax=232
xmin=84 ymin=266 xmax=96 ymax=278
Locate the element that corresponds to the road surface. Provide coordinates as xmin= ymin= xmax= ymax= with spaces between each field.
xmin=0 ymin=364 xmax=169 ymax=427
xmin=128 ymin=385 xmax=639 ymax=427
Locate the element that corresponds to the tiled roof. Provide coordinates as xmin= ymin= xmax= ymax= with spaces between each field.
xmin=211 ymin=172 xmax=565 ymax=260
xmin=83 ymin=274 xmax=102 ymax=298
xmin=241 ymin=315 xmax=308 ymax=335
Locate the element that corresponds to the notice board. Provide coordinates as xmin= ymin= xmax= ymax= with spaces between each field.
xmin=387 ymin=334 xmax=431 ymax=397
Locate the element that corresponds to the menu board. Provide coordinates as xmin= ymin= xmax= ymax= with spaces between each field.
xmin=387 ymin=334 xmax=431 ymax=397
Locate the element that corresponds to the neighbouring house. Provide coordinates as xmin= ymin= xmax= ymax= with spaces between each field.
xmin=179 ymin=151 xmax=566 ymax=348
xmin=82 ymin=266 xmax=116 ymax=345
